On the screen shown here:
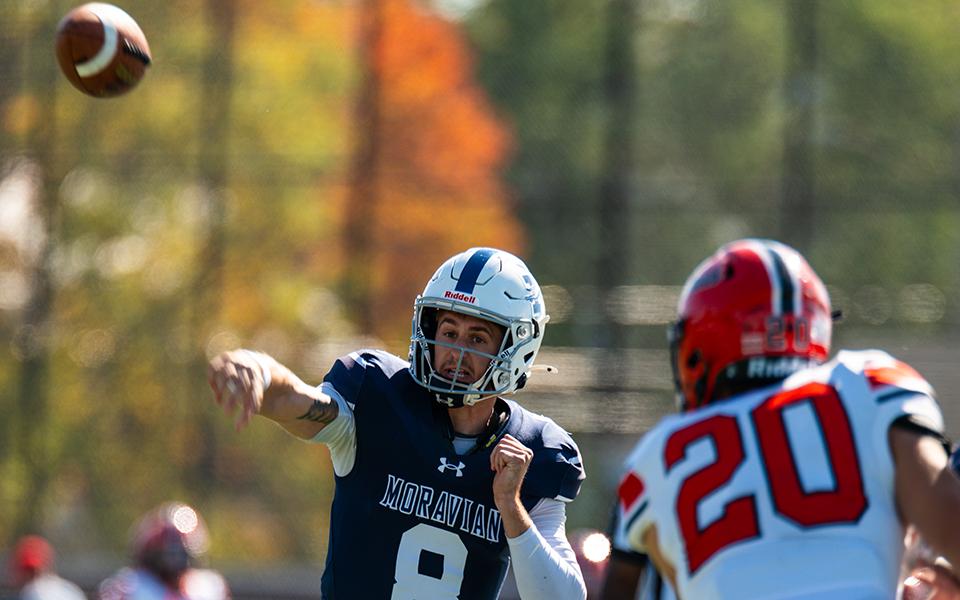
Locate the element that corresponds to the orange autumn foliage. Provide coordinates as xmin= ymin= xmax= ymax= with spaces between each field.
xmin=334 ymin=0 xmax=528 ymax=341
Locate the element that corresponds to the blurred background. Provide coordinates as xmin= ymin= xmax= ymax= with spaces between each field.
xmin=1 ymin=0 xmax=959 ymax=597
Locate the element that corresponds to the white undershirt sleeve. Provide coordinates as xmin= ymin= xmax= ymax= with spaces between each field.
xmin=508 ymin=498 xmax=587 ymax=600
xmin=306 ymin=382 xmax=358 ymax=477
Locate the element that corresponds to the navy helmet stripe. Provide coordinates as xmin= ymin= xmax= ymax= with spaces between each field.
xmin=455 ymin=248 xmax=496 ymax=294
xmin=767 ymin=247 xmax=795 ymax=314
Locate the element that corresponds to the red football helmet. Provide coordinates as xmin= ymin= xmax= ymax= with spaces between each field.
xmin=128 ymin=502 xmax=210 ymax=585
xmin=10 ymin=535 xmax=54 ymax=587
xmin=670 ymin=239 xmax=832 ymax=411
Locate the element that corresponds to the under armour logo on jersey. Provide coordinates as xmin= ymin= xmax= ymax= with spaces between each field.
xmin=438 ymin=457 xmax=465 ymax=477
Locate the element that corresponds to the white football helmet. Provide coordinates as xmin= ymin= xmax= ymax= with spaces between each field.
xmin=409 ymin=247 xmax=550 ymax=408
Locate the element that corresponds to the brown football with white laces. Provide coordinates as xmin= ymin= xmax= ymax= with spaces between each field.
xmin=55 ymin=3 xmax=151 ymax=98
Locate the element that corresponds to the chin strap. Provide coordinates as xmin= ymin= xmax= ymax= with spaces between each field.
xmin=428 ymin=373 xmax=480 ymax=408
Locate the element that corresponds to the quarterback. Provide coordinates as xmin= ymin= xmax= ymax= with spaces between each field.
xmin=612 ymin=239 xmax=960 ymax=600
xmin=209 ymin=247 xmax=587 ymax=600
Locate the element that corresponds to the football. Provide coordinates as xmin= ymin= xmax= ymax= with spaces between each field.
xmin=55 ymin=3 xmax=151 ymax=98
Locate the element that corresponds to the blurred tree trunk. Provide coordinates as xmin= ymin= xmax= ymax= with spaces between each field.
xmin=343 ymin=0 xmax=383 ymax=335
xmin=12 ymin=5 xmax=62 ymax=536
xmin=188 ymin=0 xmax=237 ymax=499
xmin=782 ymin=0 xmax=817 ymax=252
xmin=0 ymin=4 xmax=20 ymax=153
xmin=595 ymin=0 xmax=636 ymax=395
xmin=340 ymin=0 xmax=524 ymax=341
xmin=954 ymin=92 xmax=960 ymax=329
xmin=0 ymin=0 xmax=23 ymax=512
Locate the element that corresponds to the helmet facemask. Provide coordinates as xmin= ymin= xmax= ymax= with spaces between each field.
xmin=411 ymin=303 xmax=536 ymax=408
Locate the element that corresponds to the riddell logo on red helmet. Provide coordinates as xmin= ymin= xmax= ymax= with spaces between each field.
xmin=445 ymin=291 xmax=477 ymax=304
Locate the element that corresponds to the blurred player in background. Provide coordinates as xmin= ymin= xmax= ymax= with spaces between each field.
xmin=97 ymin=502 xmax=230 ymax=600
xmin=8 ymin=535 xmax=87 ymax=600
xmin=208 ymin=247 xmax=586 ymax=600
xmin=611 ymin=238 xmax=960 ymax=600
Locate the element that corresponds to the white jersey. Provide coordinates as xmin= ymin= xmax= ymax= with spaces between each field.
xmin=98 ymin=568 xmax=229 ymax=600
xmin=19 ymin=574 xmax=87 ymax=600
xmin=614 ymin=349 xmax=944 ymax=600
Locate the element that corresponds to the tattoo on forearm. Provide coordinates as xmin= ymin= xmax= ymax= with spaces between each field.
xmin=297 ymin=400 xmax=338 ymax=424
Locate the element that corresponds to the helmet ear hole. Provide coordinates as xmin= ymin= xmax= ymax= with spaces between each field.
xmin=515 ymin=372 xmax=528 ymax=391
xmin=693 ymin=373 xmax=708 ymax=403
xmin=687 ymin=350 xmax=701 ymax=368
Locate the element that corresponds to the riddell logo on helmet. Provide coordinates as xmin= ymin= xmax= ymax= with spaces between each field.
xmin=445 ymin=291 xmax=476 ymax=304
xmin=744 ymin=356 xmax=815 ymax=379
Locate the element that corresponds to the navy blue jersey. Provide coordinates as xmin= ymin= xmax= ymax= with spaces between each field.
xmin=319 ymin=349 xmax=584 ymax=600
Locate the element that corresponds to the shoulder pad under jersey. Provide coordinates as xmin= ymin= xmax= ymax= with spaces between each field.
xmin=323 ymin=349 xmax=411 ymax=403
xmin=504 ymin=400 xmax=584 ymax=502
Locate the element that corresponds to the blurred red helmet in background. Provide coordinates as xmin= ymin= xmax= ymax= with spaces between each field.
xmin=10 ymin=535 xmax=54 ymax=587
xmin=129 ymin=502 xmax=209 ymax=585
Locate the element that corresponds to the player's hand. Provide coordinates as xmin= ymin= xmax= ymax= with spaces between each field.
xmin=208 ymin=350 xmax=266 ymax=433
xmin=905 ymin=566 xmax=960 ymax=600
xmin=490 ymin=434 xmax=533 ymax=505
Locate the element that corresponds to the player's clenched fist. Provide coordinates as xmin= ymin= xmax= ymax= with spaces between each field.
xmin=491 ymin=435 xmax=532 ymax=501
xmin=207 ymin=350 xmax=266 ymax=433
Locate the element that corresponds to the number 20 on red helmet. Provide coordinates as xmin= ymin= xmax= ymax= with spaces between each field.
xmin=670 ymin=239 xmax=833 ymax=412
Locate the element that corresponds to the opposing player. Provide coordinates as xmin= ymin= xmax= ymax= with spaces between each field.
xmin=97 ymin=502 xmax=230 ymax=600
xmin=612 ymin=238 xmax=960 ymax=600
xmin=208 ymin=247 xmax=586 ymax=600
xmin=9 ymin=535 xmax=87 ymax=600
